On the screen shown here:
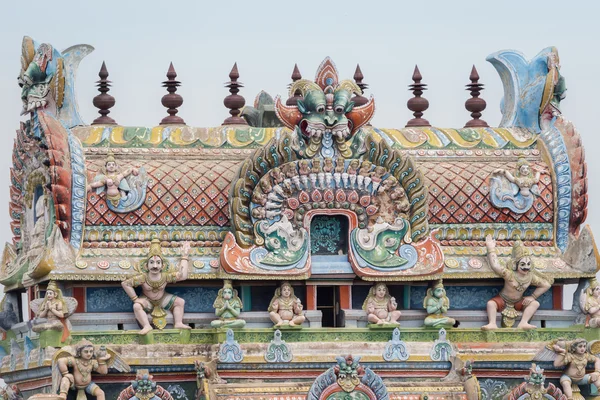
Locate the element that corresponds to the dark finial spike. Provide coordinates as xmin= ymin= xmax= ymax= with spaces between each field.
xmin=286 ymin=64 xmax=303 ymax=106
xmin=92 ymin=61 xmax=117 ymax=125
xmin=160 ymin=62 xmax=185 ymax=125
xmin=464 ymin=65 xmax=488 ymax=128
xmin=223 ymin=62 xmax=247 ymax=125
xmin=351 ymin=63 xmax=369 ymax=108
xmin=166 ymin=62 xmax=176 ymax=80
xmin=291 ymin=64 xmax=302 ymax=81
xmin=354 ymin=64 xmax=364 ymax=83
xmin=99 ymin=61 xmax=108 ymax=80
xmin=469 ymin=65 xmax=479 ymax=82
xmin=405 ymin=64 xmax=430 ymax=127
xmin=229 ymin=62 xmax=240 ymax=81
xmin=412 ymin=65 xmax=422 ymax=82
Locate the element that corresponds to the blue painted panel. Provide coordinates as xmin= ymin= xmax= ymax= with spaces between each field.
xmin=169 ymin=287 xmax=219 ymax=313
xmin=86 ymin=287 xmax=133 ymax=312
xmin=409 ymin=285 xmax=552 ymax=310
xmin=86 ymin=286 xmax=220 ymax=313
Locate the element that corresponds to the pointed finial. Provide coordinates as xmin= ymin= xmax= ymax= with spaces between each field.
xmin=92 ymin=61 xmax=117 ymax=125
xmin=286 ymin=64 xmax=303 ymax=106
xmin=291 ymin=64 xmax=302 ymax=81
xmin=351 ymin=64 xmax=369 ymax=107
xmin=406 ymin=65 xmax=430 ymax=127
xmin=223 ymin=62 xmax=247 ymax=125
xmin=464 ymin=65 xmax=488 ymax=128
xmin=160 ymin=62 xmax=185 ymax=125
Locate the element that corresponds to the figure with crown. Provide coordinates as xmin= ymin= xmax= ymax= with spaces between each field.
xmin=53 ymin=339 xmax=130 ymax=400
xmin=87 ymin=152 xmax=147 ymax=212
xmin=481 ymin=235 xmax=553 ymax=330
xmin=30 ymin=281 xmax=78 ymax=343
xmin=490 ymin=157 xmax=547 ymax=214
xmin=121 ymin=239 xmax=191 ymax=334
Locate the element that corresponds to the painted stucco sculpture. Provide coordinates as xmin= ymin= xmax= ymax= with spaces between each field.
xmin=482 ymin=234 xmax=553 ymax=330
xmin=223 ymin=57 xmax=437 ymax=280
xmin=581 ymin=278 xmax=600 ymax=328
xmin=30 ymin=281 xmax=77 ymax=343
xmin=116 ymin=369 xmax=173 ymax=400
xmin=423 ymin=280 xmax=458 ymax=329
xmin=193 ymin=359 xmax=225 ymax=400
xmin=87 ymin=152 xmax=147 ymax=212
xmin=52 ymin=340 xmax=130 ymax=400
xmin=549 ymin=339 xmax=600 ymax=400
xmin=268 ymin=281 xmax=305 ymax=327
xmin=121 ymin=239 xmax=191 ymax=334
xmin=211 ymin=280 xmax=246 ymax=329
xmin=490 ymin=157 xmax=545 ymax=213
xmin=507 ymin=363 xmax=567 ymax=400
xmin=307 ymin=355 xmax=389 ymax=400
xmin=362 ymin=283 xmax=401 ymax=326
xmin=2 ymin=34 xmax=600 ymax=400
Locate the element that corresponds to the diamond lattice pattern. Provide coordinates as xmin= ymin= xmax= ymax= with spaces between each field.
xmin=85 ymin=159 xmax=239 ymax=227
xmin=422 ymin=161 xmax=553 ymax=224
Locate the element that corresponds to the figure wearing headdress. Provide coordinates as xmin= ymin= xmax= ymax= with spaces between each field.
xmin=581 ymin=278 xmax=600 ymax=328
xmin=547 ymin=338 xmax=600 ymax=400
xmin=87 ymin=152 xmax=138 ymax=205
xmin=481 ymin=235 xmax=552 ymax=330
xmin=423 ymin=280 xmax=459 ymax=329
xmin=53 ymin=339 xmax=130 ymax=400
xmin=211 ymin=280 xmax=246 ymax=328
xmin=87 ymin=152 xmax=147 ymax=213
xmin=30 ymin=281 xmax=78 ymax=343
xmin=121 ymin=239 xmax=191 ymax=334
xmin=490 ymin=157 xmax=547 ymax=214
xmin=268 ymin=281 xmax=305 ymax=327
xmin=362 ymin=283 xmax=401 ymax=326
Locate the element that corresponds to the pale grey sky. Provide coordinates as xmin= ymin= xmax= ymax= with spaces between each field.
xmin=0 ymin=0 xmax=598 ymax=284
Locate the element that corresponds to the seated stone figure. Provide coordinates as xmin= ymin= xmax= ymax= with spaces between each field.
xmin=423 ymin=280 xmax=459 ymax=329
xmin=362 ymin=283 xmax=401 ymax=326
xmin=582 ymin=278 xmax=600 ymax=328
xmin=268 ymin=282 xmax=305 ymax=327
xmin=30 ymin=281 xmax=77 ymax=343
xmin=211 ymin=280 xmax=246 ymax=328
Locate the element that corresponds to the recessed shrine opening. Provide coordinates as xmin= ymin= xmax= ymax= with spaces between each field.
xmin=317 ymin=286 xmax=341 ymax=327
xmin=310 ymin=215 xmax=349 ymax=256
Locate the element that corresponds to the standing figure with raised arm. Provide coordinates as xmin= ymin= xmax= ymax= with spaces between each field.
xmin=121 ymin=239 xmax=191 ymax=334
xmin=481 ymin=235 xmax=552 ymax=330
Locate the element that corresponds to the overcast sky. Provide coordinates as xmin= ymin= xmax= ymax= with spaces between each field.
xmin=0 ymin=1 xmax=598 ymax=298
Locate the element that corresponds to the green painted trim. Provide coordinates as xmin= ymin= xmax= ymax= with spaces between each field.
xmin=39 ymin=330 xmax=63 ymax=348
xmin=403 ymin=285 xmax=411 ymax=309
xmin=241 ymin=286 xmax=252 ymax=312
xmin=62 ymin=326 xmax=586 ymax=346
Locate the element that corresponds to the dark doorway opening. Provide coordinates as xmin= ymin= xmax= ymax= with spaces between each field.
xmin=317 ymin=286 xmax=341 ymax=327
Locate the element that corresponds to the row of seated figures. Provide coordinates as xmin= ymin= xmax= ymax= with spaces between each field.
xmin=24 ymin=237 xmax=594 ymax=337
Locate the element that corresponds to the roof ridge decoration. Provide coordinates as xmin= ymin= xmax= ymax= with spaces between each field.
xmin=222 ymin=58 xmax=442 ymax=280
xmin=274 ymin=56 xmax=375 ymax=158
xmin=488 ymin=47 xmax=588 ymax=249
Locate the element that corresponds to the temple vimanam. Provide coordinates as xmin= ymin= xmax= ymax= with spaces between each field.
xmin=0 ymin=36 xmax=599 ymax=400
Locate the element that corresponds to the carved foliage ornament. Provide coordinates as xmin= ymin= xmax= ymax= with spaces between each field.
xmin=224 ymin=102 xmax=439 ymax=278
